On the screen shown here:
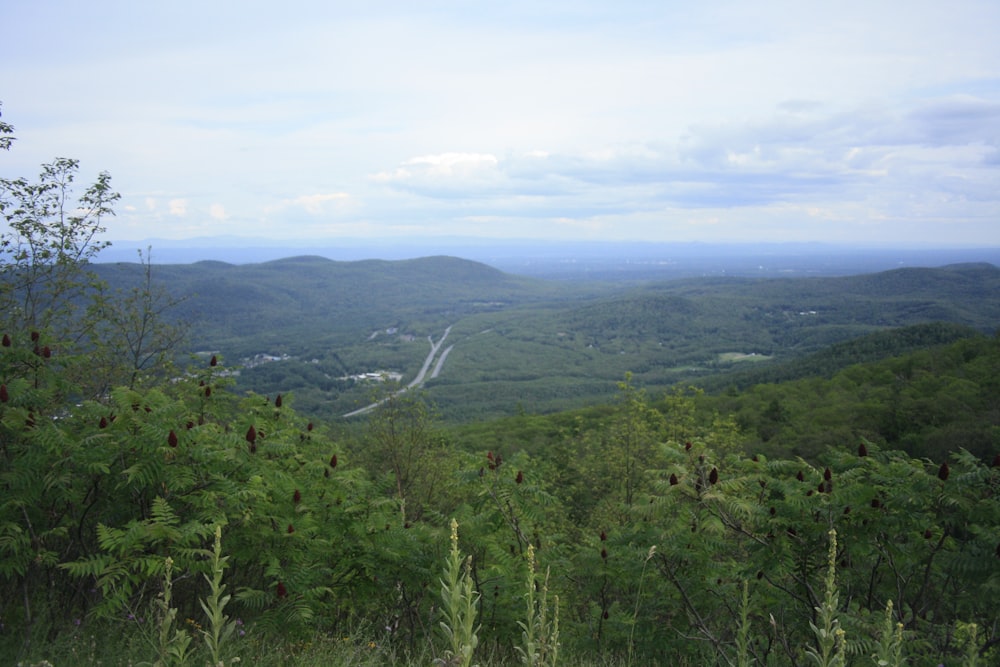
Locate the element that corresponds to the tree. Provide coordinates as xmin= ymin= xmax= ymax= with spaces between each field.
xmin=0 ymin=102 xmax=14 ymax=151
xmin=87 ymin=247 xmax=188 ymax=391
xmin=361 ymin=387 xmax=442 ymax=524
xmin=0 ymin=157 xmax=117 ymax=335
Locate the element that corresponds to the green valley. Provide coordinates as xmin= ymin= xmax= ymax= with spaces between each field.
xmin=95 ymin=257 xmax=1000 ymax=422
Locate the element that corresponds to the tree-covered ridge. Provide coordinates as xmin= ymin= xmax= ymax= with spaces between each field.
xmin=452 ymin=330 xmax=999 ymax=465
xmin=93 ymin=256 xmax=1000 ymax=422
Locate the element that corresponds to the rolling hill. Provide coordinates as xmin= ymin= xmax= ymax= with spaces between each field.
xmin=92 ymin=258 xmax=1000 ymax=421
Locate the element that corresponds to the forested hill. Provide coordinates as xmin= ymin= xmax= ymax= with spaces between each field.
xmin=91 ymin=258 xmax=1000 ymax=421
xmin=93 ymin=254 xmax=572 ymax=348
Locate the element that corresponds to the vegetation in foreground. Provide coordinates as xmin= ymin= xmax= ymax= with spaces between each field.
xmin=2 ymin=105 xmax=999 ymax=666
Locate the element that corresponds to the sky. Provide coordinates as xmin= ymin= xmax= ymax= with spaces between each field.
xmin=2 ymin=0 xmax=1000 ymax=247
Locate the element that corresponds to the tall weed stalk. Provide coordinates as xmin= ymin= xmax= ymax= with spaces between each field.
xmin=516 ymin=544 xmax=559 ymax=667
xmin=435 ymin=519 xmax=480 ymax=667
xmin=806 ymin=529 xmax=846 ymax=667
xmin=871 ymin=600 xmax=904 ymax=667
xmin=143 ymin=556 xmax=193 ymax=667
xmin=199 ymin=524 xmax=239 ymax=666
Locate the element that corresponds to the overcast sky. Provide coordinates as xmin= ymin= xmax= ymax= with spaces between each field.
xmin=2 ymin=1 xmax=999 ymax=247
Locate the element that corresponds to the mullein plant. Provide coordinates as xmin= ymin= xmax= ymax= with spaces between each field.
xmin=871 ymin=600 xmax=904 ymax=667
xmin=806 ymin=530 xmax=847 ymax=667
xmin=145 ymin=556 xmax=193 ymax=667
xmin=956 ymin=622 xmax=980 ymax=667
xmin=435 ymin=519 xmax=480 ymax=667
xmin=199 ymin=524 xmax=239 ymax=667
xmin=515 ymin=544 xmax=560 ymax=667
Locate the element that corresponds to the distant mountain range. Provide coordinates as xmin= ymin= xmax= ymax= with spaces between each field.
xmin=92 ymin=255 xmax=1000 ymax=421
xmin=98 ymin=238 xmax=1000 ymax=281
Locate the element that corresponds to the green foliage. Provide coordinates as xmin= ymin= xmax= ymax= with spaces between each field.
xmin=1 ymin=157 xmax=117 ymax=334
xmin=88 ymin=252 xmax=1000 ymax=422
xmin=0 ymin=101 xmax=14 ymax=151
xmin=515 ymin=544 xmax=559 ymax=667
xmin=871 ymin=600 xmax=904 ymax=667
xmin=436 ymin=519 xmax=480 ymax=667
xmin=199 ymin=525 xmax=239 ymax=666
xmin=805 ymin=530 xmax=847 ymax=667
xmin=144 ymin=555 xmax=194 ymax=667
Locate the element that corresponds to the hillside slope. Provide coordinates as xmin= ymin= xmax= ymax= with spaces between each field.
xmin=92 ymin=259 xmax=1000 ymax=421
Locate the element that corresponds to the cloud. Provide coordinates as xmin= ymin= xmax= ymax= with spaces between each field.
xmin=269 ymin=193 xmax=353 ymax=215
xmin=209 ymin=203 xmax=227 ymax=220
xmin=168 ymin=199 xmax=187 ymax=216
xmin=372 ymin=153 xmax=502 ymax=197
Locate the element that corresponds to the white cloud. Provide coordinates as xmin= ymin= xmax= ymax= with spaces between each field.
xmin=271 ymin=193 xmax=352 ymax=215
xmin=2 ymin=1 xmax=999 ymax=246
xmin=168 ymin=199 xmax=187 ymax=216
